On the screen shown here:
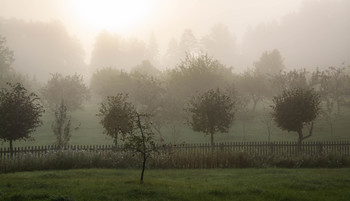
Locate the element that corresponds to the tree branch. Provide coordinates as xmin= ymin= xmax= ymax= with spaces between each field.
xmin=303 ymin=121 xmax=314 ymax=140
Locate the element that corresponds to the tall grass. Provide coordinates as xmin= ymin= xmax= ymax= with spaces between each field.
xmin=1 ymin=150 xmax=349 ymax=173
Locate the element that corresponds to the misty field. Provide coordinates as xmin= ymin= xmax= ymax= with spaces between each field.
xmin=0 ymin=168 xmax=349 ymax=201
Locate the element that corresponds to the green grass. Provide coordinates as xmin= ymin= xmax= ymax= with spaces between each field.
xmin=0 ymin=168 xmax=350 ymax=201
xmin=1 ymin=101 xmax=350 ymax=148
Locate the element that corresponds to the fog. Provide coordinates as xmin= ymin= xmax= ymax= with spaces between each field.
xmin=0 ymin=0 xmax=349 ymax=82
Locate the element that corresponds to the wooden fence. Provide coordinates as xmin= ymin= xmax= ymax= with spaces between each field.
xmin=170 ymin=141 xmax=350 ymax=156
xmin=1 ymin=141 xmax=350 ymax=160
xmin=0 ymin=145 xmax=115 ymax=159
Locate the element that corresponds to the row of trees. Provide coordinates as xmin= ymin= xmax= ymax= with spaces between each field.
xmin=0 ymin=36 xmax=334 ymax=181
xmin=0 ymin=80 xmax=320 ymax=182
xmin=1 ymin=32 xmax=349 ymax=151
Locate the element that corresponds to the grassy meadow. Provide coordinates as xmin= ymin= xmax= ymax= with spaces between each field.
xmin=0 ymin=168 xmax=350 ymax=201
xmin=1 ymin=101 xmax=350 ymax=148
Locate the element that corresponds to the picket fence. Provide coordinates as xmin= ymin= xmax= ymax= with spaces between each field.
xmin=1 ymin=141 xmax=349 ymax=160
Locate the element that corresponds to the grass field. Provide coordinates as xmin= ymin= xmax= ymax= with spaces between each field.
xmin=1 ymin=102 xmax=350 ymax=148
xmin=0 ymin=168 xmax=350 ymax=201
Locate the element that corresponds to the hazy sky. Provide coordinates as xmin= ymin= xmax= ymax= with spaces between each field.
xmin=0 ymin=0 xmax=303 ymax=59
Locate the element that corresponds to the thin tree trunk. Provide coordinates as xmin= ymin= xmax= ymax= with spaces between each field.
xmin=114 ymin=129 xmax=118 ymax=151
xmin=153 ymin=125 xmax=164 ymax=142
xmin=242 ymin=122 xmax=246 ymax=141
xmin=137 ymin=114 xmax=146 ymax=184
xmin=252 ymin=99 xmax=258 ymax=112
xmin=337 ymin=99 xmax=341 ymax=115
xmin=267 ymin=126 xmax=271 ymax=143
xmin=330 ymin=121 xmax=334 ymax=137
xmin=210 ymin=132 xmax=214 ymax=152
xmin=297 ymin=130 xmax=303 ymax=154
xmin=9 ymin=139 xmax=13 ymax=158
xmin=141 ymin=155 xmax=146 ymax=184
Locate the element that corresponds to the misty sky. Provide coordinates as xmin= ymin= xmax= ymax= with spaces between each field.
xmin=0 ymin=0 xmax=303 ymax=60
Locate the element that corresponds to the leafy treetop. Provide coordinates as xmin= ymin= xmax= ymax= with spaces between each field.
xmin=0 ymin=83 xmax=44 ymax=144
xmin=272 ymin=87 xmax=320 ymax=144
xmin=188 ymin=88 xmax=235 ymax=146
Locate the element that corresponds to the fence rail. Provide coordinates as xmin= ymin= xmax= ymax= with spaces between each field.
xmin=1 ymin=141 xmax=350 ymax=160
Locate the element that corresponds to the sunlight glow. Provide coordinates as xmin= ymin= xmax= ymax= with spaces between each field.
xmin=71 ymin=0 xmax=155 ymax=33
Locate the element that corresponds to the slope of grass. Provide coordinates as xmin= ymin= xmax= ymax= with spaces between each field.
xmin=0 ymin=168 xmax=350 ymax=201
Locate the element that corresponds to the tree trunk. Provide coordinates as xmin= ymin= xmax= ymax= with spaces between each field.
xmin=210 ymin=132 xmax=214 ymax=151
xmin=297 ymin=130 xmax=303 ymax=154
xmin=137 ymin=113 xmax=146 ymax=184
xmin=242 ymin=122 xmax=246 ymax=141
xmin=9 ymin=139 xmax=13 ymax=158
xmin=141 ymin=154 xmax=146 ymax=184
xmin=336 ymin=98 xmax=341 ymax=115
xmin=153 ymin=125 xmax=164 ymax=142
xmin=252 ymin=99 xmax=259 ymax=112
xmin=113 ymin=129 xmax=118 ymax=151
xmin=330 ymin=121 xmax=334 ymax=137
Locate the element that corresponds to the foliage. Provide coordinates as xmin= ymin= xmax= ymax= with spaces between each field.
xmin=52 ymin=100 xmax=72 ymax=149
xmin=272 ymin=88 xmax=321 ymax=144
xmin=237 ymin=69 xmax=269 ymax=111
xmin=131 ymin=60 xmax=161 ymax=77
xmin=122 ymin=114 xmax=157 ymax=157
xmin=163 ymin=38 xmax=181 ymax=68
xmin=188 ymin=88 xmax=235 ymax=147
xmin=0 ymin=36 xmax=25 ymax=89
xmin=311 ymin=66 xmax=350 ymax=115
xmin=178 ymin=29 xmax=199 ymax=56
xmin=165 ymin=53 xmax=233 ymax=124
xmin=0 ymin=36 xmax=14 ymax=74
xmin=0 ymin=83 xmax=44 ymax=155
xmin=41 ymin=73 xmax=89 ymax=111
xmin=90 ymin=67 xmax=165 ymax=118
xmin=270 ymin=69 xmax=310 ymax=94
xmin=254 ymin=49 xmax=284 ymax=75
xmin=90 ymin=30 xmax=146 ymax=72
xmin=201 ymin=23 xmax=238 ymax=66
xmin=97 ymin=94 xmax=135 ymax=146
xmin=90 ymin=68 xmax=133 ymax=98
xmin=261 ymin=108 xmax=274 ymax=142
xmin=123 ymin=113 xmax=158 ymax=183
xmin=0 ymin=20 xmax=86 ymax=82
xmin=167 ymin=53 xmax=232 ymax=97
xmin=130 ymin=74 xmax=166 ymax=141
xmin=97 ymin=93 xmax=157 ymax=183
xmin=145 ymin=33 xmax=160 ymax=66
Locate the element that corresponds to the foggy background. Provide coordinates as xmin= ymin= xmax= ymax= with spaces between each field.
xmin=0 ymin=0 xmax=349 ymax=83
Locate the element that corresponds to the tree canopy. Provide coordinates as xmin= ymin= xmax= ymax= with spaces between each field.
xmin=41 ymin=73 xmax=89 ymax=111
xmin=0 ymin=83 xmax=44 ymax=155
xmin=97 ymin=94 xmax=135 ymax=146
xmin=0 ymin=36 xmax=14 ymax=73
xmin=188 ymin=88 xmax=235 ymax=147
xmin=52 ymin=100 xmax=72 ymax=148
xmin=0 ymin=19 xmax=86 ymax=82
xmin=254 ymin=49 xmax=284 ymax=76
xmin=97 ymin=93 xmax=157 ymax=183
xmin=272 ymin=87 xmax=320 ymax=145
